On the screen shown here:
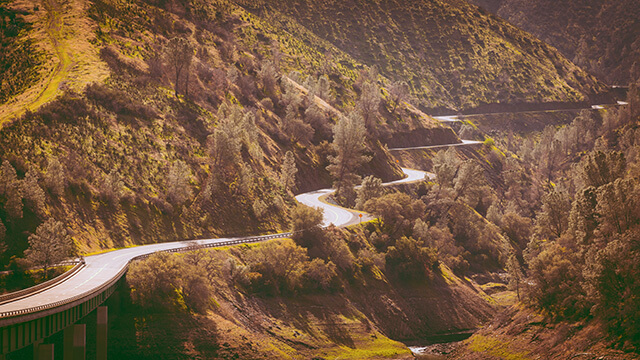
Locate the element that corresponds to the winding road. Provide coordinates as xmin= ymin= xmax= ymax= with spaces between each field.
xmin=0 ymin=165 xmax=435 ymax=320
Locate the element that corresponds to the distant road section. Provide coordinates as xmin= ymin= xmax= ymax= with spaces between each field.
xmin=295 ymin=167 xmax=430 ymax=227
xmin=388 ymin=140 xmax=482 ymax=151
xmin=1 ymin=139 xmax=483 ymax=318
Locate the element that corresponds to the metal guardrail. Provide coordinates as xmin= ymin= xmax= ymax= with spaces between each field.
xmin=0 ymin=260 xmax=85 ymax=306
xmin=0 ymin=232 xmax=293 ymax=320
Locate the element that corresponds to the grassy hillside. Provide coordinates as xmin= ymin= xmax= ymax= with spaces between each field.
xmin=0 ymin=0 xmax=109 ymax=124
xmin=469 ymin=0 xmax=640 ymax=86
xmin=101 ymin=227 xmax=497 ymax=359
xmin=246 ymin=0 xmax=606 ymax=111
xmin=2 ymin=0 xmax=460 ymax=273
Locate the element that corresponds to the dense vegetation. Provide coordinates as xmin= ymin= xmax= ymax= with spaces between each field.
xmin=470 ymin=0 xmax=640 ymax=86
xmin=1 ymin=0 xmax=638 ymax=357
xmin=249 ymin=0 xmax=605 ymax=111
xmin=445 ymin=81 xmax=640 ymax=354
xmin=0 ymin=0 xmax=42 ymax=104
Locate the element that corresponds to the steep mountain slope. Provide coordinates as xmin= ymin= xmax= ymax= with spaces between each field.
xmin=468 ymin=0 xmax=640 ymax=85
xmin=0 ymin=0 xmax=109 ymax=124
xmin=245 ymin=0 xmax=606 ymax=111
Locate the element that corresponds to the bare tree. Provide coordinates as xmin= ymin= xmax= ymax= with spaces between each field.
xmin=387 ymin=80 xmax=410 ymax=114
xmin=165 ymin=37 xmax=194 ymax=97
xmin=358 ymin=81 xmax=381 ymax=132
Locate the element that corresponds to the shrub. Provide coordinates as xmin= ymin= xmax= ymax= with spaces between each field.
xmin=385 ymin=236 xmax=438 ymax=283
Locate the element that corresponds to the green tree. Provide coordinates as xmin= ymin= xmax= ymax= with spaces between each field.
xmin=280 ymin=150 xmax=298 ymax=192
xmin=501 ymin=211 xmax=533 ymax=249
xmin=355 ymin=175 xmax=383 ymax=210
xmin=432 ymin=148 xmax=461 ymax=188
xmin=364 ymin=192 xmax=426 ymax=235
xmin=581 ymin=151 xmax=626 ymax=189
xmin=127 ymin=252 xmax=183 ymax=309
xmin=45 ymin=157 xmax=65 ymax=196
xmin=385 ymin=236 xmax=438 ymax=282
xmin=528 ymin=243 xmax=588 ymax=319
xmin=315 ymin=75 xmax=332 ymax=102
xmin=21 ymin=168 xmax=46 ymax=216
xmin=165 ymin=37 xmax=194 ymax=97
xmin=568 ymin=186 xmax=599 ymax=244
xmin=305 ymin=258 xmax=337 ymax=290
xmin=595 ymin=177 xmax=640 ymax=236
xmin=166 ymin=160 xmax=192 ymax=206
xmin=257 ymin=60 xmax=278 ymax=96
xmin=0 ymin=160 xmax=23 ymax=219
xmin=245 ymin=239 xmax=309 ymax=294
xmin=358 ymin=81 xmax=381 ymax=132
xmin=252 ymin=198 xmax=268 ymax=219
xmin=24 ymin=219 xmax=74 ymax=278
xmin=453 ymin=160 xmax=486 ymax=205
xmin=327 ymin=112 xmax=371 ymax=207
xmin=536 ymin=189 xmax=572 ymax=239
xmin=0 ymin=219 xmax=6 ymax=258
xmin=291 ymin=204 xmax=324 ymax=248
xmin=282 ymin=104 xmax=314 ymax=144
xmin=102 ymin=170 xmax=125 ymax=205
xmin=506 ymin=254 xmax=524 ymax=301
xmin=593 ymin=235 xmax=640 ymax=347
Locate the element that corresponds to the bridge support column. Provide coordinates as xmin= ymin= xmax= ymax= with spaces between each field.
xmin=33 ymin=338 xmax=43 ymax=360
xmin=63 ymin=326 xmax=73 ymax=360
xmin=37 ymin=344 xmax=54 ymax=360
xmin=97 ymin=306 xmax=108 ymax=360
xmin=73 ymin=324 xmax=85 ymax=360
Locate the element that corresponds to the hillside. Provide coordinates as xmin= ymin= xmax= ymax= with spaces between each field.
xmin=245 ymin=0 xmax=606 ymax=112
xmin=103 ymin=228 xmax=499 ymax=359
xmin=468 ymin=0 xmax=640 ymax=86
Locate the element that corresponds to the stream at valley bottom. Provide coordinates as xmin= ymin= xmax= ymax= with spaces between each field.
xmin=405 ymin=332 xmax=474 ymax=358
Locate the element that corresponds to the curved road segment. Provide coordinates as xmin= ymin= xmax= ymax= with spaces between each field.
xmin=0 ymin=167 xmax=429 ymax=318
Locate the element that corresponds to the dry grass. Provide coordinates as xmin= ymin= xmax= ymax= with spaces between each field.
xmin=0 ymin=0 xmax=108 ymax=125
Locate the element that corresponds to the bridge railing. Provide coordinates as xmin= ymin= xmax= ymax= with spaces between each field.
xmin=0 ymin=260 xmax=85 ymax=306
xmin=0 ymin=232 xmax=293 ymax=321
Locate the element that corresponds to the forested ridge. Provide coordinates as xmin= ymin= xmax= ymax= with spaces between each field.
xmin=0 ymin=0 xmax=638 ymax=358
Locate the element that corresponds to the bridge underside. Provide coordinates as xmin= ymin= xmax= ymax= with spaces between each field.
xmin=0 ymin=280 xmax=117 ymax=356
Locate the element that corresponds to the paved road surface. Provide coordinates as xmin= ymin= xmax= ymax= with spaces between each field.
xmin=1 ymin=166 xmax=431 ymax=316
xmin=0 ymin=237 xmax=235 ymax=315
xmin=388 ymin=140 xmax=482 ymax=151
xmin=295 ymin=167 xmax=430 ymax=227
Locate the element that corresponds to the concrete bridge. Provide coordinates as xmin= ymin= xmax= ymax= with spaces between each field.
xmin=0 ymin=234 xmax=290 ymax=359
xmin=0 ymin=166 xmax=436 ymax=359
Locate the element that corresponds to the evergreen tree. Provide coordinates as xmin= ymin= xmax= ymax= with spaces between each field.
xmin=45 ymin=157 xmax=66 ymax=196
xmin=327 ymin=112 xmax=371 ymax=207
xmin=166 ymin=160 xmax=193 ymax=206
xmin=0 ymin=160 xmax=23 ymax=219
xmin=280 ymin=151 xmax=298 ymax=192
xmin=24 ymin=219 xmax=74 ymax=278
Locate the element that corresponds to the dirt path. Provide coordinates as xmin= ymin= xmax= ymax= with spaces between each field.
xmin=29 ymin=0 xmax=73 ymax=110
xmin=0 ymin=0 xmax=108 ymax=125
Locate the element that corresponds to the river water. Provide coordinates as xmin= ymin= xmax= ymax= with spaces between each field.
xmin=406 ymin=332 xmax=474 ymax=358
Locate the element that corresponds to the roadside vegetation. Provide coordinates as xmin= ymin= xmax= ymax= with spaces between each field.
xmin=447 ymin=82 xmax=640 ymax=357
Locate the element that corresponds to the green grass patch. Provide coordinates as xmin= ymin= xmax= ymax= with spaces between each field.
xmin=467 ymin=334 xmax=531 ymax=359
